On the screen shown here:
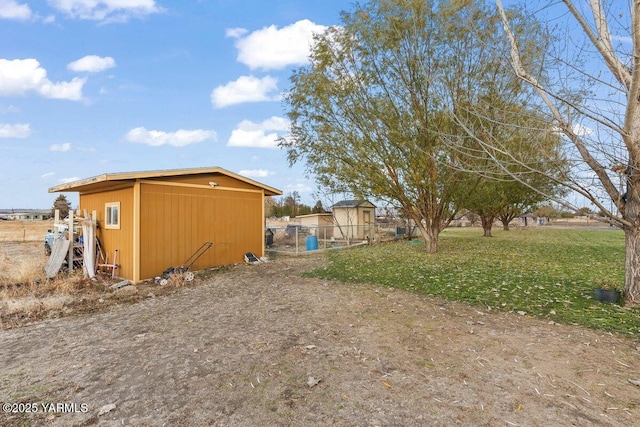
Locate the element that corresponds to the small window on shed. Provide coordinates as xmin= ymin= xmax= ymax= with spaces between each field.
xmin=105 ymin=202 xmax=120 ymax=229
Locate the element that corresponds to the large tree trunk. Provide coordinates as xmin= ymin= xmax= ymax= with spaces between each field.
xmin=624 ymin=228 xmax=640 ymax=303
xmin=481 ymin=214 xmax=495 ymax=237
xmin=624 ymin=186 xmax=640 ymax=304
xmin=498 ymin=214 xmax=510 ymax=231
xmin=415 ymin=218 xmax=440 ymax=253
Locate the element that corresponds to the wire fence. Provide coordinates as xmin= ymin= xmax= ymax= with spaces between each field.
xmin=264 ymin=223 xmax=415 ymax=255
xmin=0 ymin=220 xmax=53 ymax=242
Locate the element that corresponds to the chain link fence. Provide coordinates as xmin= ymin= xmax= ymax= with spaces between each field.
xmin=264 ymin=223 xmax=415 ymax=255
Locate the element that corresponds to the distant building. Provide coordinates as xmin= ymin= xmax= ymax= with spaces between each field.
xmin=297 ymin=213 xmax=335 ymax=238
xmin=332 ymin=200 xmax=376 ymax=240
xmin=0 ymin=210 xmax=51 ymax=221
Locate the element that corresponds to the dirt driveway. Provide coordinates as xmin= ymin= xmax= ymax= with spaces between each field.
xmin=1 ymin=254 xmax=639 ymax=426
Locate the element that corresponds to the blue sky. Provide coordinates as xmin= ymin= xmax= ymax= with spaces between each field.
xmin=0 ymin=0 xmax=348 ymax=209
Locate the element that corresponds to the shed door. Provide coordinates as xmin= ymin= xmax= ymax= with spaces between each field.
xmin=363 ymin=210 xmax=371 ymax=238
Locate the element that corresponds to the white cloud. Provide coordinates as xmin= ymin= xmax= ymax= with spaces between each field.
xmin=612 ymin=35 xmax=632 ymax=44
xmin=39 ymin=78 xmax=86 ymax=100
xmin=0 ymin=0 xmax=31 ymax=20
xmin=59 ymin=176 xmax=80 ymax=184
xmin=572 ymin=123 xmax=593 ymax=137
xmin=50 ymin=142 xmax=71 ymax=151
xmin=238 ymin=169 xmax=274 ymax=178
xmin=48 ymin=0 xmax=163 ymax=22
xmin=125 ymin=127 xmax=217 ymax=147
xmin=0 ymin=58 xmax=85 ymax=101
xmin=284 ymin=182 xmax=313 ymax=193
xmin=41 ymin=172 xmax=55 ymax=178
xmin=67 ymin=55 xmax=116 ymax=73
xmin=229 ymin=19 xmax=328 ymax=71
xmin=0 ymin=122 xmax=30 ymax=138
xmin=227 ymin=116 xmax=289 ymax=149
xmin=210 ymin=75 xmax=279 ymax=108
xmin=225 ymin=27 xmax=247 ymax=38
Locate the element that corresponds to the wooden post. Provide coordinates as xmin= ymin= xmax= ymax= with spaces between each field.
xmin=132 ymin=180 xmax=141 ymax=284
xmin=262 ymin=190 xmax=265 ymax=257
xmin=68 ymin=211 xmax=74 ymax=271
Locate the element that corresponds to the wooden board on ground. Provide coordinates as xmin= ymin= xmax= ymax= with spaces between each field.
xmin=45 ymin=238 xmax=70 ymax=279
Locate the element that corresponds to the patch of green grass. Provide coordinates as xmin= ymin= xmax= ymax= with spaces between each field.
xmin=308 ymin=228 xmax=640 ymax=337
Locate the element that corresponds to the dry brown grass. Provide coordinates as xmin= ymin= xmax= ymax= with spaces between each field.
xmin=0 ymin=238 xmax=202 ymax=329
xmin=0 ymin=219 xmax=53 ymax=242
xmin=0 ymin=259 xmax=93 ymax=318
xmin=0 ymin=247 xmax=44 ymax=285
xmin=0 ymin=238 xmax=105 ymax=327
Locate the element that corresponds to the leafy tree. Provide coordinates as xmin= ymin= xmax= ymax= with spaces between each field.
xmin=463 ymin=178 xmax=501 ymax=237
xmin=298 ymin=204 xmax=312 ymax=216
xmin=51 ymin=194 xmax=71 ymax=219
xmin=284 ymin=192 xmax=301 ymax=217
xmin=495 ymin=0 xmax=640 ymax=302
xmin=282 ymin=0 xmax=521 ymax=253
xmin=497 ymin=205 xmax=523 ymax=231
xmin=311 ymin=200 xmax=326 ymax=214
xmin=497 ymin=202 xmax=531 ymax=231
xmin=467 ymin=173 xmax=565 ymax=235
xmin=441 ymin=7 xmax=566 ymax=237
xmin=559 ymin=210 xmax=575 ymax=219
xmin=576 ymin=207 xmax=593 ymax=217
xmin=534 ymin=204 xmax=557 ymax=223
xmin=270 ymin=192 xmax=312 ymax=218
xmin=464 ymin=210 xmax=480 ymax=227
xmin=265 ymin=197 xmax=278 ymax=218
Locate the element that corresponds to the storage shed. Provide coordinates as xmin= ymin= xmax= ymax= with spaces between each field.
xmin=49 ymin=167 xmax=282 ymax=283
xmin=297 ymin=213 xmax=335 ymax=238
xmin=332 ymin=200 xmax=376 ymax=240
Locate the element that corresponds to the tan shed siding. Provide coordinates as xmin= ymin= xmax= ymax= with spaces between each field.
xmin=145 ymin=173 xmax=258 ymax=191
xmin=79 ymin=186 xmax=134 ymax=280
xmin=139 ymin=183 xmax=262 ymax=281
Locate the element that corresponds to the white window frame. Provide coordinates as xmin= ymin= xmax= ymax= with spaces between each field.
xmin=105 ymin=202 xmax=120 ymax=230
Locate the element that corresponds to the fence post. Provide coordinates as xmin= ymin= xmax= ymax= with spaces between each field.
xmin=323 ymin=226 xmax=326 ymax=250
xmin=68 ymin=212 xmax=74 ymax=271
xmin=295 ymin=225 xmax=299 ymax=255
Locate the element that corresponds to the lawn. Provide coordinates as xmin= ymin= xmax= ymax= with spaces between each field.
xmin=308 ymin=227 xmax=640 ymax=337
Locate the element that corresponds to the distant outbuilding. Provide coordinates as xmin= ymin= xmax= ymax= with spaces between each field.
xmin=331 ymin=200 xmax=376 ymax=240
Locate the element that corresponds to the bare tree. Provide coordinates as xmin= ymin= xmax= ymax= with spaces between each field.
xmin=494 ymin=0 xmax=640 ymax=302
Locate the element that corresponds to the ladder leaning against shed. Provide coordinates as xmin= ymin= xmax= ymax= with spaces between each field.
xmin=97 ymin=249 xmax=118 ymax=278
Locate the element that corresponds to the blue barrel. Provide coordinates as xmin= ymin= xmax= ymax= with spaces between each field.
xmin=306 ymin=235 xmax=318 ymax=251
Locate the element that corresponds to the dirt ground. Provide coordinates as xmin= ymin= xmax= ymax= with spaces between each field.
xmin=1 ymin=249 xmax=640 ymax=426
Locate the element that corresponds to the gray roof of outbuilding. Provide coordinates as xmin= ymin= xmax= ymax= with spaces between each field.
xmin=332 ymin=200 xmax=374 ymax=208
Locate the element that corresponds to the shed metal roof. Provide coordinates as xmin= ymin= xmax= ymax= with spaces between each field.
xmin=48 ymin=166 xmax=282 ymax=196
